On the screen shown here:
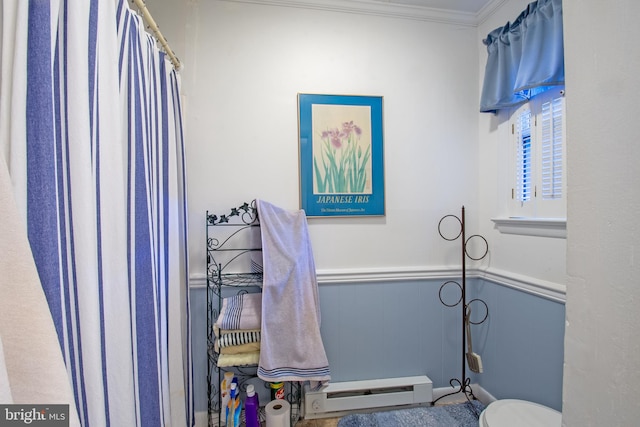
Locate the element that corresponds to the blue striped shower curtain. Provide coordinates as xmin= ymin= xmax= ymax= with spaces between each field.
xmin=0 ymin=0 xmax=192 ymax=426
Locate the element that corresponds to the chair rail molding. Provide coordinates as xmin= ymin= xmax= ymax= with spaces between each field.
xmin=190 ymin=265 xmax=566 ymax=303
xmin=479 ymin=267 xmax=566 ymax=303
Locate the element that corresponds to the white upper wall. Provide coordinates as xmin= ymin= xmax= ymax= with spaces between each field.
xmin=154 ymin=0 xmax=481 ymax=279
xmin=476 ymin=0 xmax=567 ymax=286
xmin=562 ymin=1 xmax=640 ymax=425
xmin=146 ymin=0 xmax=566 ymax=286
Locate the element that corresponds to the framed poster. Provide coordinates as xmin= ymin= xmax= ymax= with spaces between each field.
xmin=298 ymin=93 xmax=385 ymax=217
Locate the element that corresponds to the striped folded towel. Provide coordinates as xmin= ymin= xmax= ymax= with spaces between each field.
xmin=215 ymin=293 xmax=262 ymax=331
xmin=213 ymin=325 xmax=261 ymax=354
xmin=216 ymin=328 xmax=261 ymax=348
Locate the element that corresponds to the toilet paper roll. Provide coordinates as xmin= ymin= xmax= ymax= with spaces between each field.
xmin=265 ymin=399 xmax=290 ymax=427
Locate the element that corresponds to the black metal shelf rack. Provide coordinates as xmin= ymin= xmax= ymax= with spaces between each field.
xmin=206 ymin=201 xmax=301 ymax=427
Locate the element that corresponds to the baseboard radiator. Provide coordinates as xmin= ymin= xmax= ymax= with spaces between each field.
xmin=304 ymin=375 xmax=433 ymax=419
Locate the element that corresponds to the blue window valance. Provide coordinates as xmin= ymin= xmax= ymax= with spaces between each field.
xmin=480 ymin=0 xmax=564 ymax=113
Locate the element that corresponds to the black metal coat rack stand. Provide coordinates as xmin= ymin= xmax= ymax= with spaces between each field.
xmin=433 ymin=206 xmax=489 ymax=407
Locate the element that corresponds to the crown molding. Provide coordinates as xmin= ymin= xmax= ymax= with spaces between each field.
xmin=218 ymin=0 xmax=479 ymax=26
xmin=476 ymin=0 xmax=508 ymax=26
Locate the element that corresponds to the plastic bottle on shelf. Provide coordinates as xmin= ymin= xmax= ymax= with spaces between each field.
xmin=220 ymin=372 xmax=235 ymax=425
xmin=270 ymin=382 xmax=284 ymax=400
xmin=226 ymin=382 xmax=242 ymax=427
xmin=244 ymin=384 xmax=260 ymax=427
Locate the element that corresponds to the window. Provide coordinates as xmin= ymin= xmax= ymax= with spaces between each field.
xmin=509 ymin=87 xmax=566 ymax=219
xmin=493 ymin=87 xmax=566 ymax=238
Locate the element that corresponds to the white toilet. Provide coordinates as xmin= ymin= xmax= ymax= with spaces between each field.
xmin=479 ymin=399 xmax=561 ymax=427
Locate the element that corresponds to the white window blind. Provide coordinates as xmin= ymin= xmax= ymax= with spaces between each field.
xmin=540 ymin=96 xmax=564 ymax=200
xmin=515 ymin=108 xmax=532 ymax=203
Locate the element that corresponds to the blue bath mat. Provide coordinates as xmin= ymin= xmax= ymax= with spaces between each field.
xmin=337 ymin=400 xmax=484 ymax=427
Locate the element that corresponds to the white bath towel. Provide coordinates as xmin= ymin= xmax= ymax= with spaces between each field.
xmin=215 ymin=292 xmax=262 ymax=331
xmin=256 ymin=200 xmax=330 ymax=382
xmin=216 ymin=351 xmax=261 ymax=368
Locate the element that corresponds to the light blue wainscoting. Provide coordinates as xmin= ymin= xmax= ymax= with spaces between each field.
xmin=317 ymin=278 xmax=462 ymax=386
xmin=190 ymin=278 xmax=462 ymax=414
xmin=191 ymin=285 xmax=209 ymax=414
xmin=190 ymin=276 xmax=565 ymax=414
xmin=469 ymin=278 xmax=565 ymax=412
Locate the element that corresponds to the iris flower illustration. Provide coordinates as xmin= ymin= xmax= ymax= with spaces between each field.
xmin=314 ymin=121 xmax=371 ymax=194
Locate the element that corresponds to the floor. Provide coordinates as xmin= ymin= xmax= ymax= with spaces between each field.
xmin=292 ymin=395 xmax=472 ymax=427
xmin=295 ymin=417 xmax=340 ymax=427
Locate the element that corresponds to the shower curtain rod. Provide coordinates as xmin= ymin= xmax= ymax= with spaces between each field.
xmin=131 ymin=0 xmax=181 ymax=70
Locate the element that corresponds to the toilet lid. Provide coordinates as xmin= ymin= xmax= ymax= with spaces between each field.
xmin=481 ymin=399 xmax=561 ymax=427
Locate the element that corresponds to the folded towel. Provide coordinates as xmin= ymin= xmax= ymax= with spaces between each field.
xmin=214 ymin=325 xmax=261 ymax=348
xmin=217 ymin=351 xmax=261 ymax=368
xmin=256 ymin=200 xmax=330 ymax=383
xmin=215 ymin=292 xmax=262 ymax=331
xmin=216 ymin=341 xmax=261 ymax=355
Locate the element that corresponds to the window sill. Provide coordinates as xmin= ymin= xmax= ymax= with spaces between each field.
xmin=491 ymin=217 xmax=566 ymax=238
